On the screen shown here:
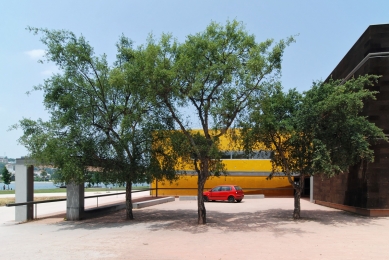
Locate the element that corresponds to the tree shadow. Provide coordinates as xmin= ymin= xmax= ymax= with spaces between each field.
xmin=54 ymin=206 xmax=383 ymax=236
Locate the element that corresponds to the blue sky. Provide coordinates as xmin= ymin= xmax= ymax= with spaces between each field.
xmin=1 ymin=0 xmax=388 ymax=158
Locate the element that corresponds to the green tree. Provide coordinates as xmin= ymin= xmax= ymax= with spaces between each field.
xmin=16 ymin=28 xmax=178 ymax=220
xmin=143 ymin=20 xmax=293 ymax=224
xmin=1 ymin=166 xmax=11 ymax=189
xmin=0 ymin=162 xmax=5 ymax=182
xmin=91 ymin=172 xmax=101 ymax=187
xmin=241 ymin=75 xmax=386 ymax=219
xmin=41 ymin=170 xmax=48 ymax=181
xmin=50 ymin=169 xmax=61 ymax=184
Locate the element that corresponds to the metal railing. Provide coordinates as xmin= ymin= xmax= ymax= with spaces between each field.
xmin=340 ymin=51 xmax=389 ymax=84
xmin=5 ymin=189 xmax=152 ymax=219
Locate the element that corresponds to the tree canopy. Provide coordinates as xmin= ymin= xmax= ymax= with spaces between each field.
xmin=14 ymin=20 xmax=385 ymax=225
xmin=141 ymin=20 xmax=294 ymax=224
xmin=17 ymin=28 xmax=179 ymax=220
xmin=240 ymin=75 xmax=387 ymax=218
xmin=1 ymin=166 xmax=11 ymax=188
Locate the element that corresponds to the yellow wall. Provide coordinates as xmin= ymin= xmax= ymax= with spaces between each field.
xmin=222 ymin=159 xmax=272 ymax=171
xmin=151 ymin=159 xmax=293 ymax=197
xmin=150 ymin=130 xmax=294 ymax=197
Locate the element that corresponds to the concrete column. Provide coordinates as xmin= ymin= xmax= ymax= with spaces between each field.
xmin=66 ymin=182 xmax=84 ymax=220
xmin=310 ymin=176 xmax=314 ymax=203
xmin=15 ymin=158 xmax=34 ymax=222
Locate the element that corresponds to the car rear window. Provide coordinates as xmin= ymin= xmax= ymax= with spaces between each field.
xmin=234 ymin=186 xmax=242 ymax=191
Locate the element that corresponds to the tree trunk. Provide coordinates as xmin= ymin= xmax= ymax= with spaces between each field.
xmin=293 ymin=176 xmax=305 ymax=219
xmin=197 ymin=158 xmax=210 ymax=224
xmin=197 ymin=173 xmax=206 ymax=224
xmin=293 ymin=188 xmax=301 ymax=219
xmin=126 ymin=180 xmax=134 ymax=220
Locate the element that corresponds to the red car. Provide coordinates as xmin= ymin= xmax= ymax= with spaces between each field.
xmin=203 ymin=185 xmax=244 ymax=203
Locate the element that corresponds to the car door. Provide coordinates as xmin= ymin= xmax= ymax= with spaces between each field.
xmin=219 ymin=186 xmax=231 ymax=200
xmin=209 ymin=186 xmax=221 ymax=200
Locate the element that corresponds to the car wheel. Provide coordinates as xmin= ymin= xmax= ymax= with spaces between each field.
xmin=236 ymin=199 xmax=242 ymax=203
xmin=228 ymin=196 xmax=235 ymax=203
xmin=203 ymin=196 xmax=209 ymax=202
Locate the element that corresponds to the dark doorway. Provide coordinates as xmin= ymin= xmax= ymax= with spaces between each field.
xmin=293 ymin=177 xmax=310 ymax=197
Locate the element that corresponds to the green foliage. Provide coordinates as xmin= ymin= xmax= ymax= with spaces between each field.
xmin=244 ymin=75 xmax=385 ymax=178
xmin=1 ymin=166 xmax=11 ymax=187
xmin=241 ymin=75 xmax=387 ymax=218
xmin=302 ymin=76 xmax=385 ymax=176
xmin=18 ymin=20 xmax=292 ymax=224
xmin=16 ymin=28 xmax=180 ymax=219
xmin=141 ymin=19 xmax=293 ymax=224
xmin=0 ymin=162 xmax=5 ymax=178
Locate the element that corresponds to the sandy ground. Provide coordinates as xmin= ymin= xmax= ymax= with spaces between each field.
xmin=1 ymin=197 xmax=389 ymax=260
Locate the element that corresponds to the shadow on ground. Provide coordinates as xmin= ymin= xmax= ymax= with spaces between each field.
xmin=54 ymin=206 xmax=383 ymax=236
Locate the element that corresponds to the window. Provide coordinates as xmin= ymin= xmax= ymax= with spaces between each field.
xmin=219 ymin=150 xmax=273 ymax=159
xmin=220 ymin=151 xmax=232 ymax=159
xmin=212 ymin=186 xmax=221 ymax=192
xmin=221 ymin=186 xmax=231 ymax=191
xmin=251 ymin=150 xmax=273 ymax=159
xmin=231 ymin=151 xmax=249 ymax=159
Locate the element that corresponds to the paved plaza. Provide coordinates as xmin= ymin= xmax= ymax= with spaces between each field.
xmin=1 ymin=195 xmax=389 ymax=260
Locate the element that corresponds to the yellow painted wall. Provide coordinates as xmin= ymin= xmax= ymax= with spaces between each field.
xmin=151 ymin=159 xmax=293 ymax=196
xmin=222 ymin=159 xmax=272 ymax=171
xmin=150 ymin=130 xmax=294 ymax=197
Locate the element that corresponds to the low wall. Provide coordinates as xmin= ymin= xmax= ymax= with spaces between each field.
xmin=315 ymin=200 xmax=389 ymax=217
xmin=82 ymin=197 xmax=175 ymax=219
xmin=179 ymin=194 xmax=265 ymax=201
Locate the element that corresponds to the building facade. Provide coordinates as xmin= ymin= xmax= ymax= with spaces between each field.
xmin=151 ymin=131 xmax=294 ymax=197
xmin=313 ymin=24 xmax=389 ymax=216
